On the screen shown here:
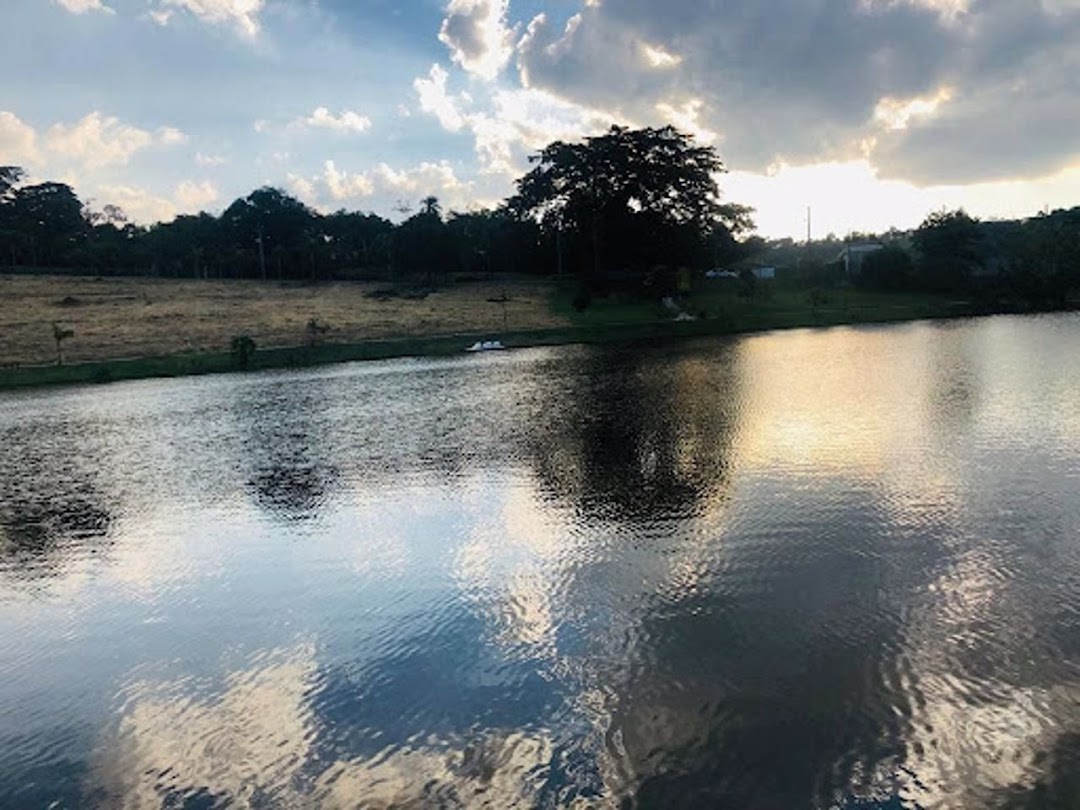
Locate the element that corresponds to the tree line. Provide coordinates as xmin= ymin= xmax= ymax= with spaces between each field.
xmin=1 ymin=124 xmax=1077 ymax=309
xmin=0 ymin=167 xmax=552 ymax=282
xmin=0 ymin=126 xmax=755 ymax=290
xmin=837 ymin=208 xmax=1080 ymax=309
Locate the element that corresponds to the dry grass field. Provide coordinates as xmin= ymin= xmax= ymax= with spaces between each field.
xmin=0 ymin=275 xmax=569 ymax=366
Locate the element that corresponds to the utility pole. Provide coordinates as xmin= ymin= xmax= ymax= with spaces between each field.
xmin=806 ymin=206 xmax=812 ymax=245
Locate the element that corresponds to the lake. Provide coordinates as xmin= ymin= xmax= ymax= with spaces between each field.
xmin=2 ymin=314 xmax=1080 ymax=809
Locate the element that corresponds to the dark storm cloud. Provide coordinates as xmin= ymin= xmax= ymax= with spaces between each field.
xmin=875 ymin=0 xmax=1080 ymax=183
xmin=515 ymin=0 xmax=1080 ymax=182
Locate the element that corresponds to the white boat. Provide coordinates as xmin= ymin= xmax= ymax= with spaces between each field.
xmin=465 ymin=340 xmax=506 ymax=352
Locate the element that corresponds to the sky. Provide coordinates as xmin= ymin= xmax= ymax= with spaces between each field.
xmin=2 ymin=0 xmax=1079 ymax=238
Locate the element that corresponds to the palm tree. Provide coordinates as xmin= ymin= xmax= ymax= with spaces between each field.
xmin=420 ymin=196 xmax=442 ymax=220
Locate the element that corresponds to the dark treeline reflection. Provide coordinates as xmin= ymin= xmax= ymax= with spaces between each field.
xmin=229 ymin=378 xmax=344 ymax=523
xmin=523 ymin=344 xmax=742 ymax=522
xmin=0 ymin=417 xmax=115 ymax=583
xmin=219 ymin=342 xmax=745 ymax=527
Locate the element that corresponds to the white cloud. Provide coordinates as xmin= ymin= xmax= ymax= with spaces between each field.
xmin=873 ymin=86 xmax=954 ymax=132
xmin=286 ymin=173 xmax=317 ymax=202
xmin=44 ymin=112 xmax=185 ymax=170
xmin=321 ymin=160 xmax=375 ymax=200
xmin=157 ymin=126 xmax=188 ymax=146
xmin=195 ymin=152 xmax=226 ymax=166
xmin=653 ymin=98 xmax=718 ymax=144
xmin=175 ymin=180 xmax=219 ymax=210
xmin=412 ymin=66 xmax=612 ymax=177
xmin=155 ymin=0 xmax=264 ymax=38
xmin=373 ymin=161 xmax=467 ymax=196
xmin=0 ymin=111 xmax=40 ymax=166
xmin=414 ymin=64 xmax=470 ymax=132
xmin=640 ymin=43 xmax=682 ymax=69
xmin=289 ymin=159 xmax=476 ymax=212
xmin=95 ymin=180 xmax=221 ymax=223
xmin=97 ymin=184 xmax=178 ymax=223
xmin=293 ymin=107 xmax=372 ymax=134
xmin=467 ymin=87 xmax=612 ymax=175
xmin=54 ymin=0 xmax=114 ymax=14
xmin=438 ymin=0 xmax=515 ymax=80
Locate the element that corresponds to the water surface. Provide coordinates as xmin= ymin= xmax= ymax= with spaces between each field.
xmin=2 ymin=314 xmax=1080 ymax=808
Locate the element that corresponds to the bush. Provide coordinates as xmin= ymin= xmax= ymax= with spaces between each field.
xmin=230 ymin=335 xmax=257 ymax=368
xmin=305 ymin=318 xmax=331 ymax=346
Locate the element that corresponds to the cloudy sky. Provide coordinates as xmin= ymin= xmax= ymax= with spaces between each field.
xmin=3 ymin=0 xmax=1079 ymax=238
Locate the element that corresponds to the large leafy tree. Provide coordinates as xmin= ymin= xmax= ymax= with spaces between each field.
xmin=1004 ymin=207 xmax=1080 ymax=307
xmin=221 ymin=187 xmax=316 ymax=279
xmin=508 ymin=125 xmax=752 ymax=285
xmin=9 ymin=182 xmax=86 ymax=266
xmin=321 ymin=210 xmax=394 ymax=270
xmin=0 ymin=166 xmax=26 ymax=266
xmin=913 ymin=208 xmax=982 ymax=292
xmin=394 ymin=196 xmax=454 ymax=282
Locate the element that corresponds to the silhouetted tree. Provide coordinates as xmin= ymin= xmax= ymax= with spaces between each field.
xmin=322 ymin=209 xmax=394 ymax=273
xmin=508 ymin=125 xmax=752 ymax=292
xmin=913 ymin=209 xmax=981 ymax=292
xmin=9 ymin=182 xmax=86 ymax=267
xmin=420 ymin=196 xmax=441 ymax=218
xmin=857 ymin=245 xmax=914 ymax=290
xmin=1000 ymin=208 xmax=1080 ymax=307
xmin=394 ymin=196 xmax=453 ymax=282
xmin=0 ymin=166 xmax=26 ymax=267
xmin=221 ymin=187 xmax=316 ymax=279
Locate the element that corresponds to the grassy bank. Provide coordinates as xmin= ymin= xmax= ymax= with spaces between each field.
xmin=554 ymin=283 xmax=967 ymax=331
xmin=1 ymin=281 xmax=981 ymax=391
xmin=0 ymin=274 xmax=565 ymax=367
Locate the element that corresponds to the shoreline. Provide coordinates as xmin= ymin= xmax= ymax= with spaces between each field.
xmin=0 ymin=303 xmax=999 ymax=392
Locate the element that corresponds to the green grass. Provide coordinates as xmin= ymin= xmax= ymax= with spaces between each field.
xmin=691 ymin=284 xmax=963 ymax=331
xmin=552 ymin=282 xmax=964 ymax=333
xmin=551 ymin=289 xmax=667 ymax=326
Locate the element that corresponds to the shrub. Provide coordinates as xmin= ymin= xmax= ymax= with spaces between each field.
xmin=305 ymin=318 xmax=331 ymax=346
xmin=230 ymin=335 xmax=257 ymax=368
xmin=52 ymin=322 xmax=74 ymax=365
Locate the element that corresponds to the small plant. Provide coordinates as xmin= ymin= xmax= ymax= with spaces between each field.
xmin=305 ymin=318 xmax=331 ymax=346
xmin=230 ymin=335 xmax=257 ymax=368
xmin=52 ymin=322 xmax=74 ymax=366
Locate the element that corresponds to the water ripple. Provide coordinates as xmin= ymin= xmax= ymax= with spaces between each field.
xmin=1 ymin=315 xmax=1080 ymax=807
